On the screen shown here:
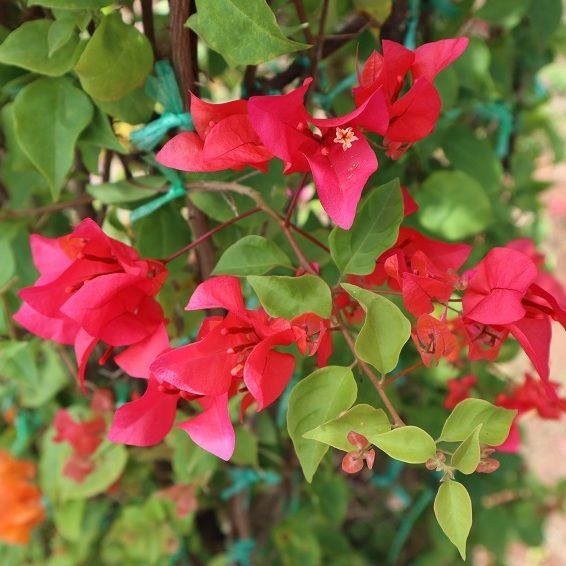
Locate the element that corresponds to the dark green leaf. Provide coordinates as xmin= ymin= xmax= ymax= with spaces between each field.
xmin=330 ymin=179 xmax=403 ymax=276
xmin=87 ymin=176 xmax=163 ymax=205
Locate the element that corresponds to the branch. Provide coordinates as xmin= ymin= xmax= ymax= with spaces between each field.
xmin=169 ymin=0 xmax=218 ymax=281
xmin=261 ymin=13 xmax=369 ymax=91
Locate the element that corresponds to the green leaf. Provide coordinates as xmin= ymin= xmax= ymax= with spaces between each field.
xmin=274 ymin=518 xmax=322 ymax=566
xmin=80 ymin=105 xmax=126 ymax=153
xmin=329 ymin=179 xmax=403 ymax=276
xmin=75 ymin=13 xmax=153 ymax=102
xmin=188 ymin=0 xmax=309 ymax=67
xmin=30 ymin=0 xmax=109 ymax=8
xmin=40 ymin=427 xmax=128 ymax=502
xmin=13 ymin=77 xmax=93 ymax=200
xmin=434 ymin=480 xmax=472 ymax=560
xmin=248 ymin=274 xmax=332 ymax=319
xmin=231 ymin=427 xmax=259 ymax=467
xmin=303 ymin=404 xmax=391 ymax=452
xmin=53 ymin=499 xmax=85 ymax=542
xmin=213 ymin=235 xmax=292 ymax=276
xmin=475 ymin=0 xmax=531 ymax=28
xmin=47 ymin=18 xmax=77 ymax=56
xmin=96 ymin=87 xmax=155 ymax=124
xmin=451 ymin=425 xmax=482 ymax=475
xmin=287 ymin=366 xmax=357 ymax=482
xmin=442 ymin=125 xmax=503 ymax=195
xmin=133 ymin=202 xmax=191 ymax=259
xmin=416 ymin=171 xmax=493 ymax=240
xmin=439 ymin=399 xmax=516 ymax=446
xmin=87 ymin=176 xmax=163 ymax=205
xmin=371 ymin=426 xmax=436 ymax=464
xmin=0 ymin=19 xmax=81 ymax=76
xmin=342 ymin=285 xmax=411 ymax=374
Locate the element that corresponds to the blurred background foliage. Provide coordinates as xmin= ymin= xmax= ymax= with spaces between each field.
xmin=0 ymin=0 xmax=564 ymax=564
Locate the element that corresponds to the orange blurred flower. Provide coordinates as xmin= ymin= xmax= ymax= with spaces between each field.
xmin=0 ymin=451 xmax=45 ymax=545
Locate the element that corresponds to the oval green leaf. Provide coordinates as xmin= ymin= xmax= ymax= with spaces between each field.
xmin=188 ymin=0 xmax=309 ymax=67
xmin=371 ymin=426 xmax=437 ymax=464
xmin=75 ymin=13 xmax=153 ymax=101
xmin=13 ymin=77 xmax=93 ymax=200
xmin=343 ymin=285 xmax=411 ymax=374
xmin=416 ymin=171 xmax=493 ymax=240
xmin=434 ymin=480 xmax=472 ymax=560
xmin=214 ymin=235 xmax=292 ymax=276
xmin=248 ymin=274 xmax=332 ymax=319
xmin=287 ymin=366 xmax=357 ymax=482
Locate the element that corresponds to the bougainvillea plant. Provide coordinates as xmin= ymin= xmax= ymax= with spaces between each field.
xmin=0 ymin=0 xmax=564 ymax=564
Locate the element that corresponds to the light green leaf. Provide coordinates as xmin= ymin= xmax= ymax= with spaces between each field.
xmin=248 ymin=274 xmax=332 ymax=319
xmin=13 ymin=77 xmax=93 ymax=200
xmin=87 ymin=176 xmax=163 ymax=205
xmin=330 ymin=179 xmax=403 ymax=276
xmin=434 ymin=480 xmax=472 ymax=560
xmin=439 ymin=399 xmax=516 ymax=446
xmin=416 ymin=171 xmax=493 ymax=240
xmin=287 ymin=366 xmax=357 ymax=482
xmin=214 ymin=235 xmax=292 ymax=276
xmin=75 ymin=13 xmax=153 ymax=101
xmin=371 ymin=426 xmax=436 ymax=463
xmin=53 ymin=499 xmax=85 ymax=542
xmin=451 ymin=425 xmax=482 ymax=475
xmin=40 ymin=426 xmax=128 ymax=502
xmin=303 ymin=404 xmax=391 ymax=452
xmin=342 ymin=285 xmax=411 ymax=374
xmin=30 ymin=0 xmax=109 ymax=7
xmin=188 ymin=0 xmax=309 ymax=67
xmin=0 ymin=19 xmax=81 ymax=76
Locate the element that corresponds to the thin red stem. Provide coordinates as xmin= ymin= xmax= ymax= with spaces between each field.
xmin=384 ymin=360 xmax=424 ymax=387
xmin=163 ymin=207 xmax=261 ymax=264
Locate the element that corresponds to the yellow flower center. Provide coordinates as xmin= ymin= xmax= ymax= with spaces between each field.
xmin=333 ymin=127 xmax=359 ymax=151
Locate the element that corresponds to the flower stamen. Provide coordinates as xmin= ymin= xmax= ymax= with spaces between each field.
xmin=333 ymin=126 xmax=359 ymax=151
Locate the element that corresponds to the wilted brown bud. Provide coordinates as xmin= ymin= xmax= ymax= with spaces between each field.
xmin=476 ymin=458 xmax=500 ymax=474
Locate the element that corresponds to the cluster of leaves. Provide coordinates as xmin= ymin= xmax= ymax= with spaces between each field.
xmin=0 ymin=1 xmax=565 ymax=565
